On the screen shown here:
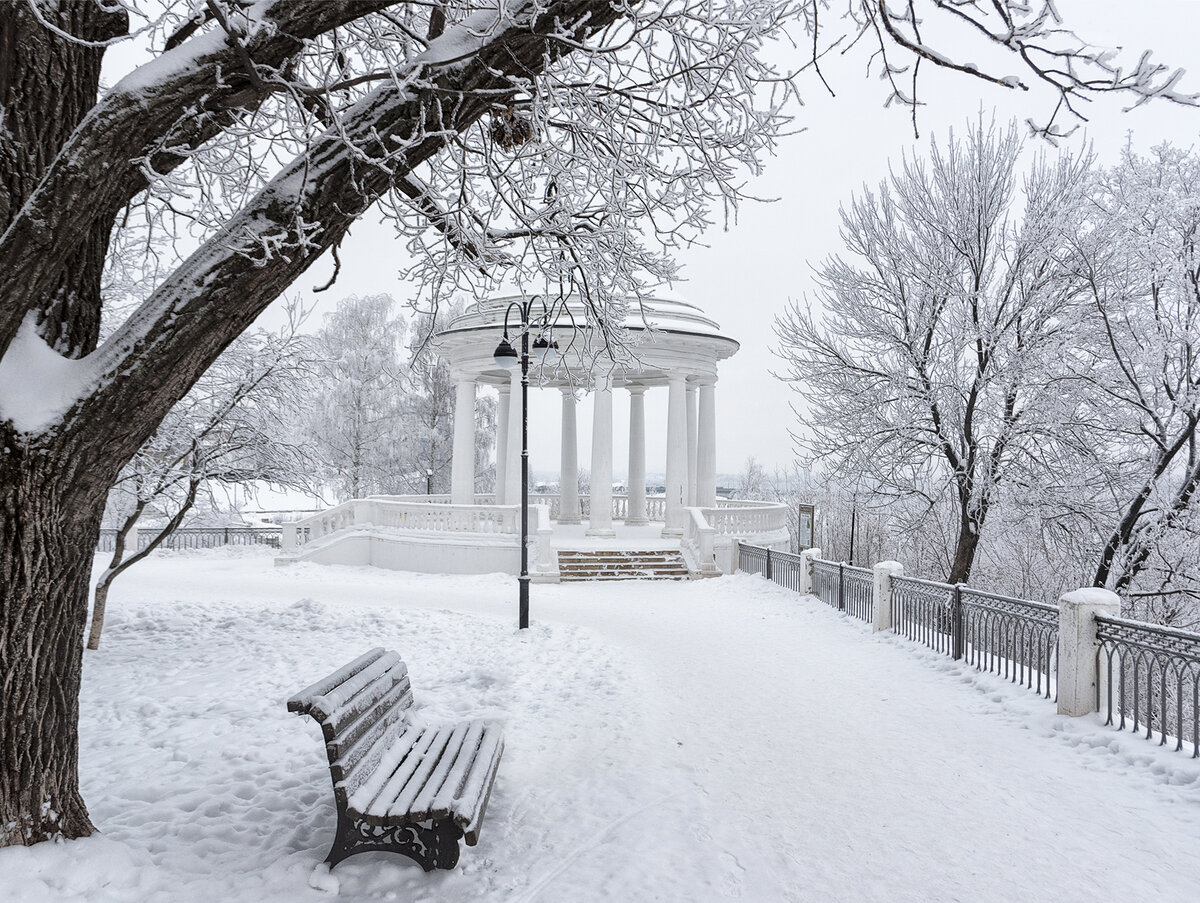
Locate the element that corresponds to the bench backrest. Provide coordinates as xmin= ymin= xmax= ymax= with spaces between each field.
xmin=288 ymin=647 xmax=415 ymax=805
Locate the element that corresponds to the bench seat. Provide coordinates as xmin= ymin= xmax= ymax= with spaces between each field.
xmin=289 ymin=648 xmax=504 ymax=870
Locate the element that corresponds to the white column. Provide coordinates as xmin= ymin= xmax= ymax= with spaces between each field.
xmin=663 ymin=375 xmax=689 ymax=535
xmin=686 ymin=383 xmax=698 ymax=506
xmin=504 ymin=368 xmax=523 ymax=506
xmin=559 ymin=388 xmax=581 ymax=524
xmin=495 ymin=384 xmax=510 ymax=503
xmin=587 ymin=376 xmax=615 ymax=536
xmin=450 ymin=377 xmax=476 ymax=504
xmin=1057 ymin=588 xmax=1121 ymax=717
xmin=626 ymin=386 xmax=648 ymax=525
xmin=696 ymin=379 xmax=717 ymax=507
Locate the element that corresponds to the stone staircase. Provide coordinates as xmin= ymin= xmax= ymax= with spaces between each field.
xmin=556 ymin=549 xmax=691 ymax=582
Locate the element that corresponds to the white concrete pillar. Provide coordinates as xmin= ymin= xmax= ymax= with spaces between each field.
xmin=495 ymin=384 xmax=510 ymax=503
xmin=1057 ymin=588 xmax=1121 ymax=717
xmin=559 ymin=388 xmax=581 ymax=524
xmin=872 ymin=560 xmax=904 ymax=633
xmin=799 ymin=548 xmax=822 ymax=595
xmin=450 ymin=377 xmax=477 ymax=504
xmin=696 ymin=380 xmax=717 ymax=507
xmin=686 ymin=383 xmax=698 ymax=506
xmin=588 ymin=376 xmax=615 ymax=536
xmin=504 ymin=368 xmax=523 ymax=506
xmin=663 ymin=375 xmax=689 ymax=535
xmin=626 ymin=386 xmax=648 ymax=526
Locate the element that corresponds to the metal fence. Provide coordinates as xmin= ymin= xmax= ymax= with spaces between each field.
xmin=1095 ymin=615 xmax=1200 ymax=757
xmin=961 ymin=588 xmax=1058 ymax=700
xmin=891 ymin=577 xmax=1058 ymax=698
xmin=891 ymin=575 xmax=956 ymax=655
xmin=738 ymin=542 xmax=1200 ymax=759
xmin=97 ymin=526 xmax=282 ymax=553
xmin=737 ymin=544 xmax=806 ymax=592
xmin=810 ymin=559 xmax=873 ymax=622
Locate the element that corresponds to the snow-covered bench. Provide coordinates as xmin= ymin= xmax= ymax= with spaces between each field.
xmin=288 ymin=648 xmax=504 ymax=871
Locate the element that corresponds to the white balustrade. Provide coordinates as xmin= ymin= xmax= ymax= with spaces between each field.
xmin=682 ymin=507 xmax=718 ymax=576
xmin=285 ymin=498 xmax=520 ymax=547
xmin=282 ymin=495 xmax=788 ymax=552
xmin=699 ymin=502 xmax=789 ymax=536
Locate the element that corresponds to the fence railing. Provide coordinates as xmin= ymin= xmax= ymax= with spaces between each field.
xmin=738 ymin=544 xmax=805 ymax=592
xmin=961 ymin=587 xmax=1058 ymax=700
xmin=97 ymin=526 xmax=282 ymax=553
xmin=1095 ymin=615 xmax=1200 ymax=757
xmin=736 ymin=544 xmax=1200 ymax=760
xmin=811 ymin=559 xmax=873 ymax=622
xmin=891 ymin=575 xmax=956 ymax=656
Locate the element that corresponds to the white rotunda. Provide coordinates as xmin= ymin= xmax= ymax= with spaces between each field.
xmin=277 ymin=292 xmax=789 ymax=579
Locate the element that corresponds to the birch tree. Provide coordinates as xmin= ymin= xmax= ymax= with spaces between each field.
xmin=0 ymin=0 xmax=1190 ymax=848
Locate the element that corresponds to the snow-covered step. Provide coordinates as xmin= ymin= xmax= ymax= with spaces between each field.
xmin=556 ymin=550 xmax=691 ymax=581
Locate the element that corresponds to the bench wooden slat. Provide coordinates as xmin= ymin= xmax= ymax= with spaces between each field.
xmin=325 ymin=679 xmax=413 ymax=761
xmin=308 ymin=652 xmax=404 ymax=721
xmin=456 ymin=730 xmax=504 ymax=845
xmin=288 ymin=648 xmax=387 ymax=714
xmin=344 ymin=722 xmax=421 ymax=810
xmin=384 ymin=724 xmax=460 ymax=819
xmin=420 ymin=720 xmax=486 ymax=820
xmin=322 ymin=665 xmax=411 ymax=737
xmin=405 ymin=721 xmax=474 ymax=820
xmin=351 ymin=724 xmax=442 ymax=820
xmin=334 ymin=710 xmax=406 ymax=794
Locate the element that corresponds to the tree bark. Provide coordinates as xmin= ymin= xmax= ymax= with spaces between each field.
xmin=0 ymin=0 xmax=126 ymax=355
xmin=0 ymin=437 xmax=109 ymax=844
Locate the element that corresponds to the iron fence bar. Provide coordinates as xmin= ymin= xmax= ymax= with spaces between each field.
xmin=838 ymin=562 xmax=845 ymax=611
xmin=952 ymin=584 xmax=963 ymax=661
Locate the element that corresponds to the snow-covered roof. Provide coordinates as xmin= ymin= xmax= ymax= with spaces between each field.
xmin=433 ymin=292 xmax=739 ymax=388
xmin=440 ymin=292 xmax=736 ymax=343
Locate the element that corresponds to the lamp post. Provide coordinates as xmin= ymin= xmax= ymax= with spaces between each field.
xmin=493 ymin=296 xmax=557 ymax=629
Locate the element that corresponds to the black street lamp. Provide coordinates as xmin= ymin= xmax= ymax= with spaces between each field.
xmin=493 ymin=296 xmax=557 ymax=629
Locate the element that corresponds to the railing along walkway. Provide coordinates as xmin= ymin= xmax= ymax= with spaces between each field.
xmin=738 ymin=543 xmax=1200 ymax=758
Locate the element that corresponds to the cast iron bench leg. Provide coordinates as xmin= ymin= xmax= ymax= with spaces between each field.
xmin=326 ymin=809 xmax=463 ymax=872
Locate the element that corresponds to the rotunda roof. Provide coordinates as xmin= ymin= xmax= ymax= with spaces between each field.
xmin=433 ymin=292 xmax=738 ymax=389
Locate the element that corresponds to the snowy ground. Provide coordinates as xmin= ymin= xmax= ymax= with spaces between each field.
xmin=5 ymin=548 xmax=1200 ymax=902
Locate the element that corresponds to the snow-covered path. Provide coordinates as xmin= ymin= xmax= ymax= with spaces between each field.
xmin=4 ymin=549 xmax=1199 ymax=902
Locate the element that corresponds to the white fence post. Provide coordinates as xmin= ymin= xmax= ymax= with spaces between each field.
xmin=872 ymin=560 xmax=903 ymax=633
xmin=730 ymin=538 xmax=741 ymax=573
xmin=1057 ymin=588 xmax=1121 ymax=717
xmin=799 ymin=547 xmax=821 ymax=595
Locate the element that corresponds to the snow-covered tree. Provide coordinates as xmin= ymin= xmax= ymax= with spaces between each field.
xmin=1066 ymin=144 xmax=1200 ymax=622
xmin=0 ymin=0 xmax=1190 ymax=849
xmin=776 ymin=120 xmax=1092 ymax=583
xmin=86 ymin=314 xmax=313 ymax=650
xmin=306 ymin=294 xmax=407 ymax=500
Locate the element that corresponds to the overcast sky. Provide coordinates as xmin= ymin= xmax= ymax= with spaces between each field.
xmin=108 ymin=2 xmax=1200 ymax=483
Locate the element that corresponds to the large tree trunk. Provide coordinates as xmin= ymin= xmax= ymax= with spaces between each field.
xmin=0 ymin=0 xmax=623 ymax=850
xmin=0 ymin=435 xmax=109 ymax=844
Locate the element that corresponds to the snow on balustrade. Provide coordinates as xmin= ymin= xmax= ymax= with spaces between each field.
xmin=285 ymin=498 xmax=520 ymax=549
